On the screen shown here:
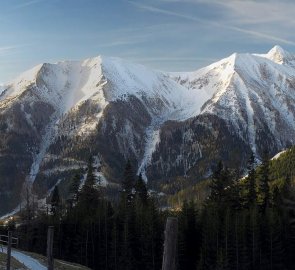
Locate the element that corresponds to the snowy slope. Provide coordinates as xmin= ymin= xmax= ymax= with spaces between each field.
xmin=2 ymin=58 xmax=105 ymax=114
xmin=3 ymin=46 xmax=295 ymax=177
xmin=3 ymin=56 xmax=204 ymax=120
xmin=170 ymin=45 xmax=295 ymax=154
xmin=0 ymin=55 xmax=209 ymax=186
xmin=1 ymin=45 xmax=295 ymax=214
xmin=4 ymin=45 xmax=295 ymax=128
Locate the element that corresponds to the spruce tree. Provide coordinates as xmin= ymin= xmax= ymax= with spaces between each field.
xmin=268 ymin=208 xmax=284 ymax=270
xmin=51 ymin=185 xmax=60 ymax=216
xmin=178 ymin=200 xmax=200 ymax=270
xmin=198 ymin=206 xmax=220 ymax=270
xmin=67 ymin=173 xmax=81 ymax=209
xmin=246 ymin=152 xmax=257 ymax=207
xmin=246 ymin=206 xmax=259 ymax=270
xmin=135 ymin=173 xmax=148 ymax=204
xmin=209 ymin=161 xmax=232 ymax=205
xmin=122 ymin=160 xmax=135 ymax=203
xmin=259 ymin=151 xmax=270 ymax=211
xmin=280 ymin=175 xmax=295 ymax=269
xmin=78 ymin=156 xmax=99 ymax=216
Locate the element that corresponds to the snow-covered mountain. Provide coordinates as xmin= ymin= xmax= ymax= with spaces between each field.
xmin=171 ymin=45 xmax=295 ymax=152
xmin=0 ymin=45 xmax=294 ymax=213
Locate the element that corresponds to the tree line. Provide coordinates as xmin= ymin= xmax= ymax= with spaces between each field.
xmin=1 ymin=151 xmax=295 ymax=270
xmin=197 ymin=152 xmax=295 ymax=270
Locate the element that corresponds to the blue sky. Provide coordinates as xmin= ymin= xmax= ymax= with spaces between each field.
xmin=0 ymin=0 xmax=295 ymax=82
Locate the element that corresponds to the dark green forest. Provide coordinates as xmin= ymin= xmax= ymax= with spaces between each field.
xmin=2 ymin=148 xmax=295 ymax=270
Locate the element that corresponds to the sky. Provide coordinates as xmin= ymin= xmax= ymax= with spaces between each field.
xmin=0 ymin=0 xmax=295 ymax=83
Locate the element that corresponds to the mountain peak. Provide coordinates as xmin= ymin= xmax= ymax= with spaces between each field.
xmin=268 ymin=45 xmax=286 ymax=54
xmin=266 ymin=45 xmax=293 ymax=64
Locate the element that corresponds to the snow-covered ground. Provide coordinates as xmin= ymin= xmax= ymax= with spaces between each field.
xmin=271 ymin=150 xmax=287 ymax=160
xmin=1 ymin=246 xmax=46 ymax=270
xmin=171 ymin=45 xmax=295 ymax=153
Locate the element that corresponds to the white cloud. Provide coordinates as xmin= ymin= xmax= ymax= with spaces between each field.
xmin=0 ymin=46 xmax=18 ymax=55
xmin=129 ymin=1 xmax=295 ymax=46
xmin=133 ymin=56 xmax=217 ymax=62
xmin=14 ymin=0 xmax=45 ymax=9
xmin=214 ymin=0 xmax=295 ymax=25
xmin=128 ymin=1 xmax=204 ymax=23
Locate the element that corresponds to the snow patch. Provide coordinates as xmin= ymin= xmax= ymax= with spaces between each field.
xmin=271 ymin=150 xmax=287 ymax=160
xmin=1 ymin=247 xmax=46 ymax=270
xmin=137 ymin=124 xmax=161 ymax=181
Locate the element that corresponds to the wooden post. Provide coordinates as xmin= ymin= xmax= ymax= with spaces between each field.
xmin=162 ymin=217 xmax=178 ymax=270
xmin=47 ymin=226 xmax=54 ymax=270
xmin=6 ymin=231 xmax=12 ymax=270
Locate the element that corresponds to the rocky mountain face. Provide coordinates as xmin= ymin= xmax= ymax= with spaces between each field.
xmin=0 ymin=45 xmax=295 ymax=214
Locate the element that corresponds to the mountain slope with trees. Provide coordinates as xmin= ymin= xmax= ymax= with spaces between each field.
xmin=1 ymin=148 xmax=295 ymax=269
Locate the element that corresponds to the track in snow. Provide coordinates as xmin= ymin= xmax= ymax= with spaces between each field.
xmin=1 ymin=247 xmax=46 ymax=270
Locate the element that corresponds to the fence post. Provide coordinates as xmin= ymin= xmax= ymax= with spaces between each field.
xmin=47 ymin=226 xmax=54 ymax=270
xmin=162 ymin=217 xmax=178 ymax=270
xmin=6 ymin=231 xmax=12 ymax=270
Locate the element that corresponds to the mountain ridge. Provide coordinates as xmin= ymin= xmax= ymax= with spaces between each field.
xmin=0 ymin=45 xmax=294 ymax=214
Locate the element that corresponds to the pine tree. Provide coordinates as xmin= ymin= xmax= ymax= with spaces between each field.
xmin=246 ymin=206 xmax=259 ymax=270
xmin=246 ymin=152 xmax=257 ymax=207
xmin=135 ymin=173 xmax=148 ymax=204
xmin=78 ymin=156 xmax=99 ymax=217
xmin=280 ymin=175 xmax=295 ymax=269
xmin=209 ymin=161 xmax=224 ymax=203
xmin=209 ymin=161 xmax=232 ymax=205
xmin=122 ymin=160 xmax=135 ymax=203
xmin=51 ymin=185 xmax=60 ymax=216
xmin=259 ymin=151 xmax=270 ymax=211
xmin=198 ymin=205 xmax=220 ymax=270
xmin=178 ymin=200 xmax=200 ymax=270
xmin=67 ymin=173 xmax=81 ymax=209
xmin=228 ymin=178 xmax=243 ymax=211
xmin=268 ymin=208 xmax=284 ymax=270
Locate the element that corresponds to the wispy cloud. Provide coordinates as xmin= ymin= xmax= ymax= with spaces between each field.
xmin=98 ymin=33 xmax=152 ymax=48
xmin=128 ymin=1 xmax=204 ymax=23
xmin=213 ymin=0 xmax=295 ymax=24
xmin=0 ymin=46 xmax=18 ymax=54
xmin=14 ymin=0 xmax=45 ymax=9
xmin=134 ymin=56 xmax=217 ymax=62
xmin=0 ymin=45 xmax=27 ymax=57
xmin=129 ymin=1 xmax=295 ymax=46
xmin=158 ymin=0 xmax=295 ymax=26
xmin=0 ymin=46 xmax=16 ymax=51
xmin=228 ymin=26 xmax=295 ymax=46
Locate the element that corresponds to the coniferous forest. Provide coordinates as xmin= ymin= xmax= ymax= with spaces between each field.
xmin=1 ymin=149 xmax=295 ymax=270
